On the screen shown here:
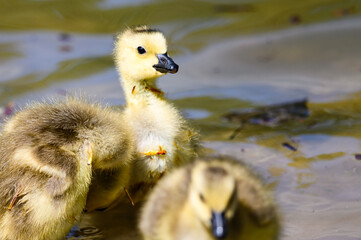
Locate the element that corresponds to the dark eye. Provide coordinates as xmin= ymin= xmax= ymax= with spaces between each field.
xmin=137 ymin=46 xmax=146 ymax=54
xmin=199 ymin=193 xmax=205 ymax=202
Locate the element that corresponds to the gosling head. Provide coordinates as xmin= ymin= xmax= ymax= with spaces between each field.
xmin=189 ymin=161 xmax=238 ymax=239
xmin=114 ymin=26 xmax=179 ymax=82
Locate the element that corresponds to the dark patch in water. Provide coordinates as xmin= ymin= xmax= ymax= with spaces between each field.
xmin=282 ymin=142 xmax=297 ymax=152
xmin=225 ymin=99 xmax=309 ymax=139
xmin=59 ymin=33 xmax=71 ymax=42
xmin=289 ymin=14 xmax=302 ymax=25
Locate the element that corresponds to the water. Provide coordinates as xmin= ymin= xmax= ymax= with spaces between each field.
xmin=0 ymin=0 xmax=361 ymax=239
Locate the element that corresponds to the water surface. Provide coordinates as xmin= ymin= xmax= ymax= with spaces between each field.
xmin=0 ymin=1 xmax=361 ymax=239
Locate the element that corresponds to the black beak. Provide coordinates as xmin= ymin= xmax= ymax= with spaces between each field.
xmin=153 ymin=53 xmax=179 ymax=74
xmin=211 ymin=211 xmax=228 ymax=239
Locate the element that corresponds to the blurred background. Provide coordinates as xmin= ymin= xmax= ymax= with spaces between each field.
xmin=1 ymin=0 xmax=361 ymax=239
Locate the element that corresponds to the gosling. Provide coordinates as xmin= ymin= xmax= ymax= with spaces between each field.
xmin=0 ymin=98 xmax=133 ymax=240
xmin=89 ymin=26 xmax=198 ymax=205
xmin=116 ymin=25 xmax=198 ymax=179
xmin=140 ymin=157 xmax=280 ymax=240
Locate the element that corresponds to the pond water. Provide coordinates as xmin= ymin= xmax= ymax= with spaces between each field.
xmin=1 ymin=0 xmax=361 ymax=239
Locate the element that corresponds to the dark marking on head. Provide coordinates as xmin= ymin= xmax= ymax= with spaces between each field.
xmin=132 ymin=26 xmax=161 ymax=34
xmin=206 ymin=166 xmax=228 ymax=178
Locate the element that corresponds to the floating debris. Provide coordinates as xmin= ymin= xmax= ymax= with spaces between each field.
xmin=289 ymin=14 xmax=301 ymax=25
xmin=0 ymin=101 xmax=15 ymax=122
xmin=282 ymin=142 xmax=297 ymax=152
xmin=59 ymin=32 xmax=71 ymax=42
xmin=229 ymin=124 xmax=244 ymax=140
xmin=224 ymin=99 xmax=309 ymax=126
xmin=355 ymin=154 xmax=361 ymax=160
xmin=224 ymin=99 xmax=309 ymax=139
xmin=124 ymin=187 xmax=135 ymax=207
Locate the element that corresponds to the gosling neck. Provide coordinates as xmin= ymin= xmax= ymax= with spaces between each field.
xmin=122 ymin=77 xmax=165 ymax=106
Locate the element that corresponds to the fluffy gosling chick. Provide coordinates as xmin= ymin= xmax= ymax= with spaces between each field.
xmin=114 ymin=26 xmax=198 ymax=197
xmin=140 ymin=157 xmax=280 ymax=240
xmin=87 ymin=26 xmax=198 ymax=211
xmin=0 ymin=98 xmax=133 ymax=240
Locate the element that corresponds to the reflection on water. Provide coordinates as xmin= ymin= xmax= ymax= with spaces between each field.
xmin=76 ymin=203 xmax=143 ymax=240
xmin=67 ymin=226 xmax=103 ymax=240
xmin=1 ymin=0 xmax=361 ymax=239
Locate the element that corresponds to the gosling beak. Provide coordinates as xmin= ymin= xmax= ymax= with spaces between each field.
xmin=211 ymin=211 xmax=228 ymax=239
xmin=153 ymin=53 xmax=179 ymax=74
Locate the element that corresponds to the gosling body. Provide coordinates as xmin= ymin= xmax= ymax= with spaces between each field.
xmin=86 ymin=26 xmax=198 ymax=210
xmin=0 ymin=98 xmax=133 ymax=240
xmin=113 ymin=26 xmax=198 ymax=201
xmin=140 ymin=157 xmax=280 ymax=240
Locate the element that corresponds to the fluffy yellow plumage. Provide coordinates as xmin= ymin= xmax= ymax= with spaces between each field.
xmin=0 ymin=26 xmax=198 ymax=239
xmin=86 ymin=26 xmax=198 ymax=211
xmin=0 ymin=98 xmax=133 ymax=240
xmin=140 ymin=157 xmax=280 ymax=240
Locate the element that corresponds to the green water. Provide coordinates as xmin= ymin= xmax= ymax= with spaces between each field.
xmin=0 ymin=0 xmax=360 ymax=104
xmin=174 ymin=92 xmax=361 ymax=141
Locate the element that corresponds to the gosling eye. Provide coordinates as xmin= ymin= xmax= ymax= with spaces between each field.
xmin=199 ymin=193 xmax=205 ymax=203
xmin=137 ymin=46 xmax=146 ymax=54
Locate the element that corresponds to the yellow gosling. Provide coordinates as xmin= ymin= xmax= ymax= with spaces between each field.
xmin=87 ymin=26 xmax=198 ymax=211
xmin=140 ymin=157 xmax=280 ymax=240
xmin=0 ymin=98 xmax=133 ymax=240
xmin=112 ymin=26 xmax=198 ymax=200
